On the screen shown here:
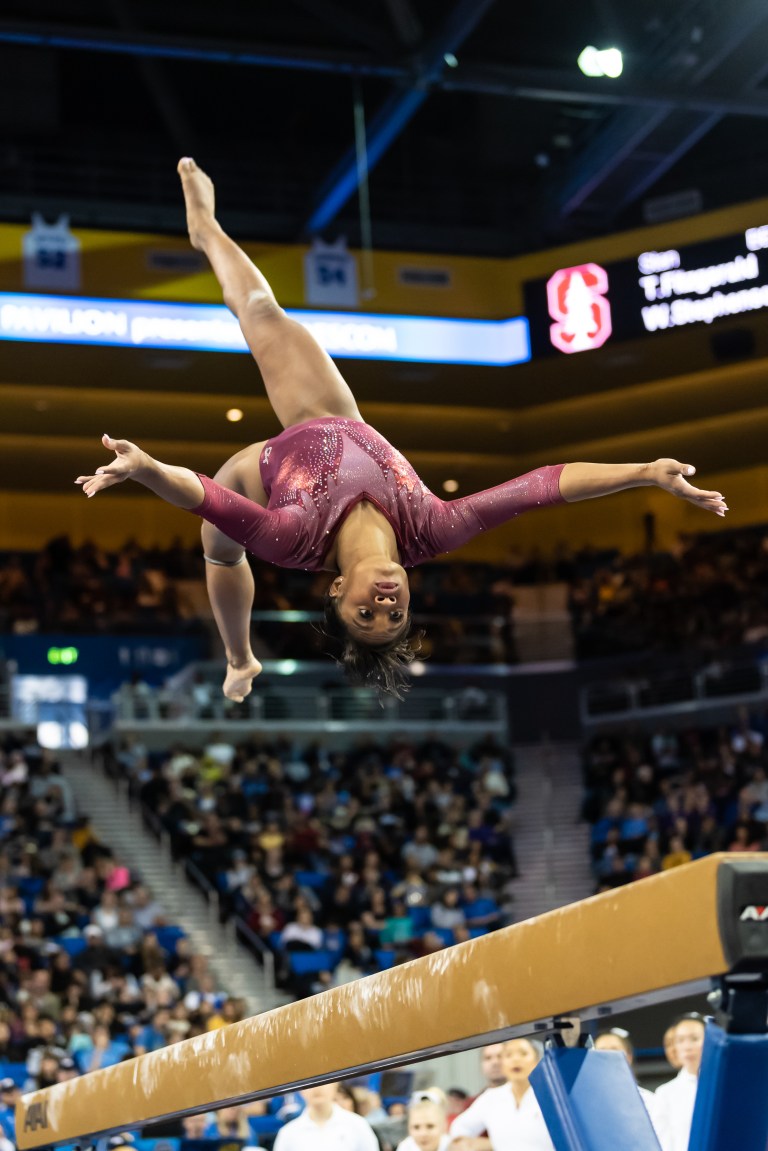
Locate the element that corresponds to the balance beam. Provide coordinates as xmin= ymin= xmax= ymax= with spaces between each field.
xmin=16 ymin=853 xmax=768 ymax=1149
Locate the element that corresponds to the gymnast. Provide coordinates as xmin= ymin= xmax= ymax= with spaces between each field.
xmin=76 ymin=158 xmax=729 ymax=701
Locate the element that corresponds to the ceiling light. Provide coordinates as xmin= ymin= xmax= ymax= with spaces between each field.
xmin=225 ymin=408 xmax=244 ymax=422
xmin=443 ymin=52 xmax=458 ymax=68
xmin=578 ymin=46 xmax=623 ymax=79
xmin=442 ymin=479 xmax=459 ymax=493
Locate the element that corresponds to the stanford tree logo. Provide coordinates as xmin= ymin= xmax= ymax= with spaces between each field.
xmin=546 ymin=263 xmax=612 ymax=354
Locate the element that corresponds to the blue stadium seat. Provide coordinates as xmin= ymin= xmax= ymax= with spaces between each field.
xmin=54 ymin=936 xmax=87 ymax=956
xmin=16 ymin=877 xmax=45 ymax=901
xmin=430 ymin=927 xmax=455 ymax=947
xmin=153 ymin=925 xmax=187 ymax=955
xmin=133 ymin=1139 xmax=181 ymax=1151
xmin=463 ymin=897 xmax=500 ymax=924
xmin=248 ymin=1116 xmax=283 ymax=1138
xmin=323 ymin=929 xmax=346 ymax=953
xmin=287 ymin=949 xmax=338 ymax=976
xmin=408 ymin=906 xmax=432 ymax=932
xmin=294 ymin=871 xmax=330 ymax=890
xmin=0 ymin=1063 xmax=27 ymax=1086
xmin=374 ymin=949 xmax=396 ymax=970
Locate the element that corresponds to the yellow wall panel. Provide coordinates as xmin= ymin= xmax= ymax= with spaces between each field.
xmin=0 ymin=223 xmax=506 ymax=317
xmin=3 ymin=193 xmax=767 ymax=320
xmin=0 ymin=492 xmax=204 ymax=553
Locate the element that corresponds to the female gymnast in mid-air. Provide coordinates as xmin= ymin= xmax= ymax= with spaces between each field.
xmin=76 ymin=159 xmax=728 ymax=700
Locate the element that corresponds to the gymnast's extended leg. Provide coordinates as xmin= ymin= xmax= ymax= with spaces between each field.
xmin=200 ymin=447 xmax=266 ymax=702
xmin=177 ymin=157 xmax=362 ymax=700
xmin=177 ymin=157 xmax=362 ymax=428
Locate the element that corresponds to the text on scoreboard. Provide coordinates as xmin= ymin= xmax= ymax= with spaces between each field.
xmin=524 ymin=224 xmax=768 ymax=357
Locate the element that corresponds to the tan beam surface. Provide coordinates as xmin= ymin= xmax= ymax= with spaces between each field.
xmin=16 ymin=853 xmax=768 ymax=1148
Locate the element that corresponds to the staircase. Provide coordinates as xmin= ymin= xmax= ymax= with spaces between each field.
xmin=508 ymin=742 xmax=593 ymax=923
xmin=513 ymin=584 xmax=574 ymax=663
xmin=61 ymin=753 xmax=284 ymax=1016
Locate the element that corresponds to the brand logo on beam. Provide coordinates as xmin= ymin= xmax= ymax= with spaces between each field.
xmin=740 ymin=905 xmax=768 ymax=921
xmin=546 ymin=263 xmax=612 ymax=354
xmin=23 ymin=1102 xmax=49 ymax=1132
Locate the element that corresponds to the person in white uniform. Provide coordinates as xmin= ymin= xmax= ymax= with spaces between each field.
xmin=273 ymin=1084 xmax=380 ymax=1151
xmin=448 ymin=1039 xmax=555 ymax=1151
xmin=396 ymin=1089 xmax=451 ymax=1151
xmin=653 ymin=1014 xmax=706 ymax=1151
xmin=594 ymin=1028 xmax=660 ymax=1130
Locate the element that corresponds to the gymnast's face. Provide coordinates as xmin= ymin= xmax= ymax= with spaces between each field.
xmin=675 ymin=1020 xmax=705 ymax=1074
xmin=501 ymin=1039 xmax=540 ymax=1084
xmin=663 ymin=1025 xmax=682 ymax=1069
xmin=594 ymin=1033 xmax=633 ymax=1064
xmin=329 ymin=559 xmax=411 ymax=644
xmin=408 ymin=1102 xmax=447 ymax=1151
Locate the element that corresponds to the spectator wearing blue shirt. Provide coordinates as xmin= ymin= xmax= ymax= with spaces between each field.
xmin=0 ymin=1079 xmax=20 ymax=1142
xmin=76 ymin=1024 xmax=130 ymax=1072
xmin=133 ymin=1008 xmax=171 ymax=1055
xmin=620 ymin=804 xmax=650 ymax=851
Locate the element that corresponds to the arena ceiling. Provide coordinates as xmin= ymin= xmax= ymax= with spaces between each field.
xmin=3 ymin=0 xmax=768 ymax=256
xmin=2 ymin=0 xmax=768 ymax=502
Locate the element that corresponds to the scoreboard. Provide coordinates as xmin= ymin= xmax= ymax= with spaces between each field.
xmin=524 ymin=224 xmax=768 ymax=358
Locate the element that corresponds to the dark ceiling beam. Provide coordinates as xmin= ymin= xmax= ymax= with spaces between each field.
xmin=443 ymin=64 xmax=768 ymax=120
xmin=616 ymin=16 xmax=768 ymax=211
xmin=304 ymin=0 xmax=498 ymax=235
xmin=8 ymin=20 xmax=768 ymax=121
xmin=287 ymin=0 xmax=396 ymax=54
xmin=539 ymin=0 xmax=768 ymax=222
xmin=383 ymin=0 xmax=423 ymax=49
xmin=108 ymin=0 xmax=196 ymax=155
xmin=0 ymin=21 xmax=405 ymax=79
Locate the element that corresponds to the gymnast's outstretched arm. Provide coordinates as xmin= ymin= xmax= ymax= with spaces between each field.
xmin=77 ymin=436 xmax=270 ymax=703
xmin=558 ymin=458 xmax=728 ymax=514
xmin=421 ymin=457 xmax=728 ymax=558
xmin=75 ymin=434 xmax=205 ymax=506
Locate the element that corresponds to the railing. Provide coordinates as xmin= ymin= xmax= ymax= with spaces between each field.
xmin=112 ymin=684 xmax=507 ymax=728
xmin=232 ymin=915 xmax=276 ymax=988
xmin=182 ymin=856 xmax=226 ymax=937
xmin=247 ymin=608 xmax=516 ymax=665
xmin=581 ymin=657 xmax=768 ymax=724
xmin=120 ymin=766 xmax=226 ymax=941
xmin=134 ymin=785 xmax=276 ymax=984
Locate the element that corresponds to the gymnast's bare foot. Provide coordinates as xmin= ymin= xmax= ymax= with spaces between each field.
xmin=223 ymin=655 xmax=263 ymax=703
xmin=177 ymin=157 xmax=218 ymax=250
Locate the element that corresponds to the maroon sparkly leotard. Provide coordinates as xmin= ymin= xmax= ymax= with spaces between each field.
xmin=192 ymin=417 xmax=565 ymax=571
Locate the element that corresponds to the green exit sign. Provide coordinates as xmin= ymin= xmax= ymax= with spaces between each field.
xmin=47 ymin=646 xmax=79 ymax=666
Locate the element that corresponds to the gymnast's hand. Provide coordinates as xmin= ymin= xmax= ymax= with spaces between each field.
xmin=75 ymin=434 xmax=148 ymax=497
xmin=650 ymin=458 xmax=728 ymax=516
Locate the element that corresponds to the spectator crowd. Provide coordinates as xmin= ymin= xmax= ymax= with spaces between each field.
xmin=583 ymin=708 xmax=768 ymax=890
xmin=5 ymin=520 xmax=768 ymax=666
xmin=568 ymin=524 xmax=768 ymax=661
xmin=114 ymin=730 xmax=517 ymax=997
xmin=0 ymin=732 xmax=247 ymax=1127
